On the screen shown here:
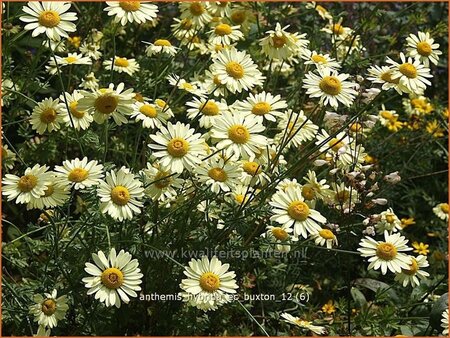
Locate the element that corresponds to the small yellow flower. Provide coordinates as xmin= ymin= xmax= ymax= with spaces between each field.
xmin=321 ymin=300 xmax=336 ymax=314
xmin=412 ymin=241 xmax=429 ymax=255
xmin=400 ymin=217 xmax=415 ymax=229
xmin=68 ymin=36 xmax=81 ymax=48
xmin=425 ymin=120 xmax=445 ymax=138
xmin=386 ymin=118 xmax=403 ymax=132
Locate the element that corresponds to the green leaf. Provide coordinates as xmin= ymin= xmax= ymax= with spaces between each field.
xmin=353 ymin=278 xmax=400 ymax=303
xmin=429 ymin=293 xmax=448 ymax=331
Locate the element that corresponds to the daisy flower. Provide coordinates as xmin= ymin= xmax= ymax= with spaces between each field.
xmin=2 ymin=144 xmax=17 ymax=171
xmin=386 ymin=52 xmax=432 ymax=93
xmin=206 ymin=1 xmax=233 ymax=17
xmin=302 ymin=49 xmax=341 ymax=71
xmin=179 ymin=255 xmax=238 ymax=311
xmin=378 ymin=104 xmax=398 ymax=126
xmin=141 ymin=163 xmax=183 ymax=203
xmin=2 ymin=164 xmax=52 ymax=204
xmin=226 ymin=184 xmax=256 ymax=206
xmin=394 ymin=255 xmax=430 ymax=287
xmin=441 ymin=309 xmax=449 ymax=335
xmin=80 ymin=42 xmax=102 ymax=60
xmin=54 ymin=157 xmax=104 ymax=190
xmin=303 ymin=68 xmax=358 ymax=108
xmin=275 ymin=110 xmax=319 ymax=149
xmin=29 ymin=289 xmax=68 ymax=329
xmin=234 ymin=91 xmax=288 ymax=122
xmin=196 ymin=157 xmax=242 ymax=193
xmin=375 ymin=208 xmax=402 ymax=234
xmin=20 ymin=2 xmax=77 ymax=41
xmin=367 ymin=65 xmax=407 ymax=95
xmin=82 ymin=248 xmax=143 ymax=308
xmin=260 ymin=23 xmax=297 ymax=60
xmin=200 ymin=69 xmax=229 ymax=97
xmin=313 ymin=228 xmax=338 ymax=249
xmin=103 ymin=56 xmax=140 ymax=76
xmin=208 ymin=23 xmax=243 ymax=45
xmin=302 ymin=170 xmax=332 ymax=201
xmin=104 ymin=2 xmax=158 ymax=26
xmin=131 ymin=101 xmax=172 ymax=129
xmin=145 ymin=39 xmax=178 ymax=56
xmin=240 ymin=159 xmax=270 ymax=187
xmin=358 ymin=230 xmax=413 ymax=275
xmin=412 ymin=241 xmax=429 ymax=255
xmin=59 ymin=90 xmax=93 ymax=130
xmin=78 ymin=82 xmax=135 ymax=125
xmin=179 ymin=2 xmax=212 ymax=28
xmin=149 ymin=122 xmax=207 ymax=174
xmin=270 ymin=186 xmax=327 ymax=239
xmin=406 ymin=31 xmax=441 ymax=67
xmin=263 ymin=224 xmax=297 ymax=253
xmin=27 ymin=179 xmax=70 ymax=210
xmin=30 ymin=97 xmax=64 ymax=135
xmin=171 ymin=18 xmax=196 ymax=41
xmin=210 ymin=112 xmax=268 ymax=161
xmin=330 ymin=182 xmax=359 ymax=212
xmin=167 ymin=74 xmax=206 ymax=97
xmin=97 ymin=168 xmax=144 ymax=221
xmin=315 ymin=129 xmax=351 ymax=156
xmin=433 ymin=202 xmax=448 ymax=221
xmin=80 ymin=72 xmax=99 ymax=91
xmin=186 ymin=97 xmax=228 ymax=128
xmin=46 ymin=53 xmax=92 ymax=74
xmin=281 ymin=313 xmax=326 ymax=335
xmin=321 ymin=21 xmax=352 ymax=41
xmin=210 ymin=48 xmax=265 ymax=93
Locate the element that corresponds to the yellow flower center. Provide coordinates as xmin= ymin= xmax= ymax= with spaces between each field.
xmin=40 ymin=108 xmax=57 ymax=124
xmin=376 ymin=242 xmax=397 ymax=261
xmin=312 ymin=54 xmax=327 ymax=64
xmin=38 ymin=10 xmax=61 ymax=28
xmin=332 ymin=23 xmax=344 ymax=35
xmin=180 ymin=18 xmax=193 ymax=29
xmin=319 ymin=76 xmax=342 ymax=95
xmin=43 ymin=184 xmax=54 ymax=197
xmin=242 ymin=161 xmax=261 ymax=176
xmin=380 ymin=111 xmax=394 ymax=120
xmin=101 ymin=267 xmax=124 ymax=289
xmin=208 ymin=167 xmax=228 ymax=182
xmin=155 ymin=99 xmax=168 ymax=109
xmin=399 ymin=63 xmax=417 ymax=78
xmin=199 ymin=272 xmax=220 ymax=292
xmin=349 ymin=122 xmax=362 ymax=132
xmin=271 ymin=227 xmax=288 ymax=241
xmin=95 ymin=94 xmax=118 ymax=114
xmin=139 ymin=104 xmax=158 ymax=118
xmin=114 ymin=57 xmax=129 ymax=67
xmin=272 ymin=35 xmax=287 ymax=48
xmin=328 ymin=138 xmax=345 ymax=152
xmin=440 ymin=203 xmax=449 ymax=213
xmin=417 ymin=41 xmax=432 ymax=56
xmin=154 ymin=171 xmax=172 ymax=189
xmin=287 ymin=201 xmax=310 ymax=221
xmin=235 ymin=194 xmax=245 ymax=204
xmin=334 ymin=190 xmax=350 ymax=203
xmin=225 ymin=61 xmax=244 ymax=79
xmin=202 ymin=101 xmax=220 ymax=116
xmin=17 ymin=174 xmax=38 ymax=192
xmin=181 ymin=83 xmax=194 ymax=91
xmin=154 ymin=39 xmax=172 ymax=47
xmin=231 ymin=10 xmax=246 ymax=24
xmin=69 ymin=101 xmax=85 ymax=118
xmin=213 ymin=75 xmax=223 ymax=86
xmin=251 ymin=102 xmax=271 ymax=116
xmin=189 ymin=2 xmax=205 ymax=16
xmin=319 ymin=229 xmax=335 ymax=240
xmin=301 ymin=186 xmax=316 ymax=200
xmin=402 ymin=258 xmax=418 ymax=276
xmin=110 ymin=186 xmax=131 ymax=206
xmin=215 ymin=23 xmax=232 ymax=36
xmin=65 ymin=56 xmax=78 ymax=63
xmin=41 ymin=299 xmax=57 ymax=316
xmin=68 ymin=168 xmax=89 ymax=182
xmin=167 ymin=138 xmax=189 ymax=157
xmin=381 ymin=70 xmax=400 ymax=84
xmin=119 ymin=1 xmax=141 ymax=11
xmin=228 ymin=125 xmax=250 ymax=144
xmin=385 ymin=214 xmax=396 ymax=223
